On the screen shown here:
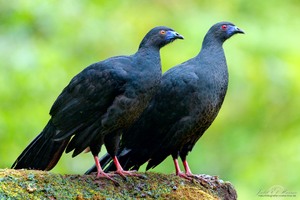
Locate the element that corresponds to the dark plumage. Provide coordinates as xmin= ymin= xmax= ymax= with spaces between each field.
xmin=11 ymin=26 xmax=183 ymax=178
xmin=86 ymin=22 xmax=244 ymax=178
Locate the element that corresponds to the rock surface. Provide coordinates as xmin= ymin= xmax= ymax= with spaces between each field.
xmin=0 ymin=169 xmax=236 ymax=199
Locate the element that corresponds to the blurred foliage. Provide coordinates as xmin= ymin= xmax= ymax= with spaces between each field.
xmin=1 ymin=0 xmax=300 ymax=199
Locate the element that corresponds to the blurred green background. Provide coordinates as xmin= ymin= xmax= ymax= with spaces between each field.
xmin=1 ymin=0 xmax=299 ymax=199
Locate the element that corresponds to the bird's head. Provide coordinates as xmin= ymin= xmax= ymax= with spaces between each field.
xmin=209 ymin=22 xmax=244 ymax=43
xmin=139 ymin=26 xmax=184 ymax=49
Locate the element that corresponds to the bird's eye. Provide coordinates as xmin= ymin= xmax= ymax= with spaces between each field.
xmin=160 ymin=30 xmax=166 ymax=35
xmin=221 ymin=25 xmax=227 ymax=30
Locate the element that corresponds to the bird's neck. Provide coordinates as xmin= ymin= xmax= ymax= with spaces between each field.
xmin=135 ymin=46 xmax=161 ymax=68
xmin=138 ymin=45 xmax=160 ymax=53
xmin=201 ymin=34 xmax=224 ymax=53
xmin=197 ymin=36 xmax=225 ymax=63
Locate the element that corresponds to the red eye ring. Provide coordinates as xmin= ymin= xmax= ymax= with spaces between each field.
xmin=221 ymin=25 xmax=227 ymax=30
xmin=160 ymin=30 xmax=166 ymax=35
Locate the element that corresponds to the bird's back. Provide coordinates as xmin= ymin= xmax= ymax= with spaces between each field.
xmin=12 ymin=26 xmax=184 ymax=171
xmin=116 ymin=50 xmax=229 ymax=170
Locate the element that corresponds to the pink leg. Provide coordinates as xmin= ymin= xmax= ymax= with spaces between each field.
xmin=173 ymin=158 xmax=192 ymax=180
xmin=183 ymin=160 xmax=193 ymax=176
xmin=183 ymin=160 xmax=205 ymax=180
xmin=112 ymin=156 xmax=141 ymax=177
xmin=93 ymin=156 xmax=117 ymax=181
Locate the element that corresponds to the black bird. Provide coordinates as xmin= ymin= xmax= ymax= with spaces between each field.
xmin=86 ymin=22 xmax=244 ymax=178
xmin=12 ymin=26 xmax=184 ymax=179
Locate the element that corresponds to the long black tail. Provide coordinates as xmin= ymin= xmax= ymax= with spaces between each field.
xmin=85 ymin=148 xmax=142 ymax=174
xmin=11 ymin=120 xmax=69 ymax=170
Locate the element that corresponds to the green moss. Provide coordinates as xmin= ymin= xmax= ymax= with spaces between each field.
xmin=0 ymin=169 xmax=236 ymax=199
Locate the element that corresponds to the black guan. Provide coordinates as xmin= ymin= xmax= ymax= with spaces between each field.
xmin=11 ymin=26 xmax=183 ymax=179
xmin=86 ymin=22 xmax=244 ymax=178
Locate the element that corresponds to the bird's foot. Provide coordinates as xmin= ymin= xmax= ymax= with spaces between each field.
xmin=111 ymin=156 xmax=145 ymax=179
xmin=176 ymin=171 xmax=193 ymax=181
xmin=95 ymin=171 xmax=119 ymax=186
xmin=113 ymin=170 xmax=146 ymax=179
xmin=185 ymin=172 xmax=200 ymax=178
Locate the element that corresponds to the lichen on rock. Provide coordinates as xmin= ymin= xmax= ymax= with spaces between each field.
xmin=0 ymin=169 xmax=236 ymax=199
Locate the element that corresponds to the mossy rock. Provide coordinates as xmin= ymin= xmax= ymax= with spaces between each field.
xmin=0 ymin=169 xmax=236 ymax=199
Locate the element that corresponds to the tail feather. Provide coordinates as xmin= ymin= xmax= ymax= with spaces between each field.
xmin=11 ymin=120 xmax=68 ymax=170
xmin=66 ymin=123 xmax=99 ymax=157
xmin=146 ymin=159 xmax=161 ymax=171
xmin=146 ymin=153 xmax=169 ymax=171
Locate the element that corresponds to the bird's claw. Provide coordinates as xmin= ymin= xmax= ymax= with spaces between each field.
xmin=112 ymin=170 xmax=145 ymax=180
xmin=176 ymin=172 xmax=193 ymax=181
xmin=94 ymin=172 xmax=120 ymax=186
